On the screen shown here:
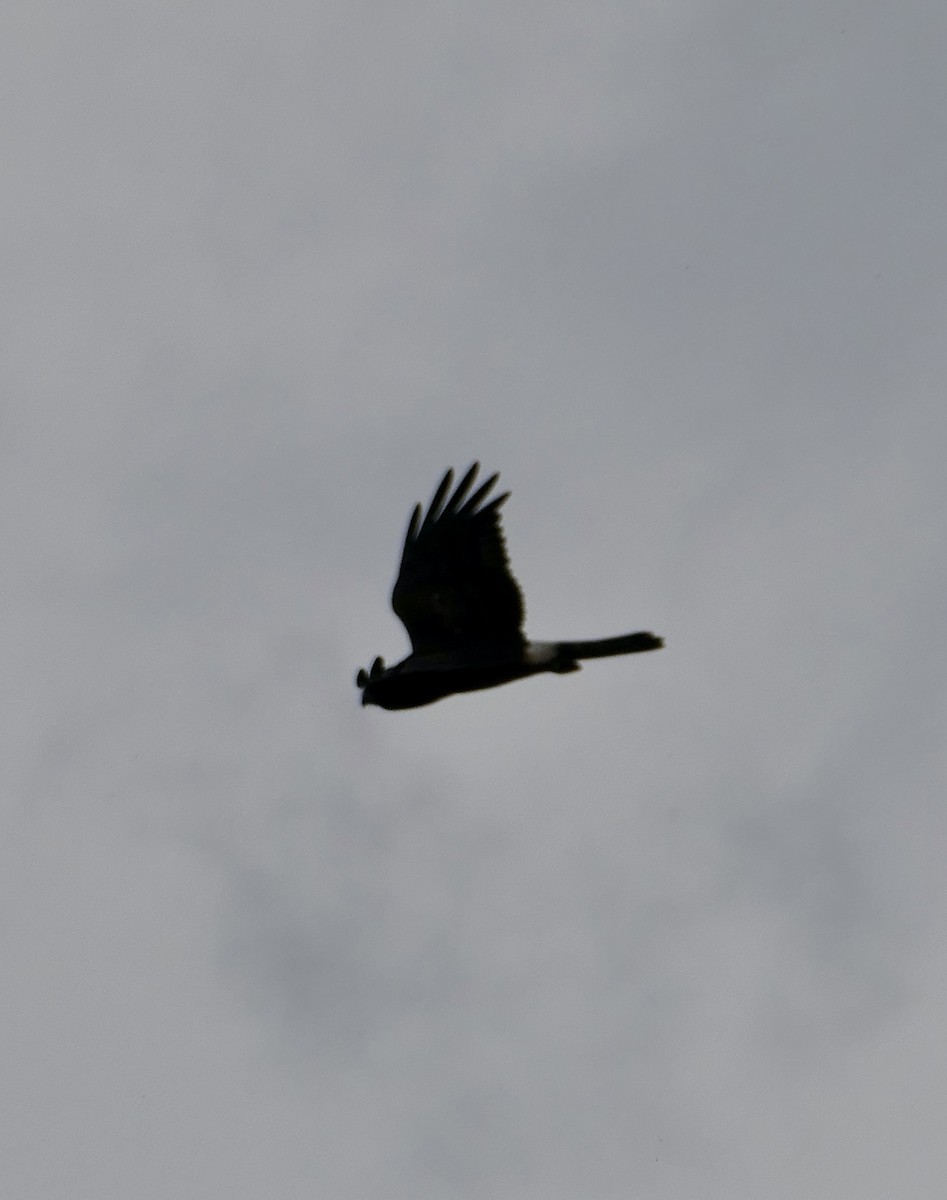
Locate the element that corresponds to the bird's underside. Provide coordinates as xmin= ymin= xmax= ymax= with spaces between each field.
xmin=356 ymin=463 xmax=663 ymax=710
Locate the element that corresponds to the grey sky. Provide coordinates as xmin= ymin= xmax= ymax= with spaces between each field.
xmin=4 ymin=2 xmax=946 ymax=1197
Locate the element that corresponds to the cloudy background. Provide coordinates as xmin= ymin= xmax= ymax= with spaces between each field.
xmin=4 ymin=2 xmax=946 ymax=1196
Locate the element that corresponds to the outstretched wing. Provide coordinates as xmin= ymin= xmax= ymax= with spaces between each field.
xmin=391 ymin=463 xmax=526 ymax=655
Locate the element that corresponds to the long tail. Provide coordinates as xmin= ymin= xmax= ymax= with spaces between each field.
xmin=559 ymin=632 xmax=663 ymax=660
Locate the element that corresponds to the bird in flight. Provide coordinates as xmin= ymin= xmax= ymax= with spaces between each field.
xmin=356 ymin=463 xmax=663 ymax=709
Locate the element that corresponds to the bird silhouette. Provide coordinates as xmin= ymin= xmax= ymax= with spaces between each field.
xmin=356 ymin=463 xmax=662 ymax=709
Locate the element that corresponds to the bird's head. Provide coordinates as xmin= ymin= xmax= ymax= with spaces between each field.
xmin=355 ymin=655 xmax=386 ymax=706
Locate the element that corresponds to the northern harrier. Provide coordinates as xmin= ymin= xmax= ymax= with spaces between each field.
xmin=356 ymin=464 xmax=662 ymax=709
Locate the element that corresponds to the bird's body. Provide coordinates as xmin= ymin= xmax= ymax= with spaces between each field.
xmin=356 ymin=464 xmax=662 ymax=709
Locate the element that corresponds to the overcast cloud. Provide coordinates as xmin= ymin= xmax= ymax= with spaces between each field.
xmin=3 ymin=2 xmax=946 ymax=1197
